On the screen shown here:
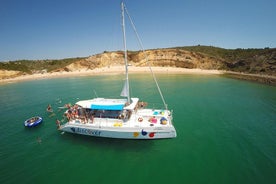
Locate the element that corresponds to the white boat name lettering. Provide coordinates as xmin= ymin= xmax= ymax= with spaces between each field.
xmin=74 ymin=128 xmax=101 ymax=136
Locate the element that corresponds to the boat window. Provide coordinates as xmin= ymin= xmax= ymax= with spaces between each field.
xmin=86 ymin=109 xmax=122 ymax=119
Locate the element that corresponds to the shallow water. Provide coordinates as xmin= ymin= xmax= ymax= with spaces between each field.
xmin=0 ymin=74 xmax=275 ymax=184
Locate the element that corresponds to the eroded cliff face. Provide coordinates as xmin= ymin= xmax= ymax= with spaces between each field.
xmin=63 ymin=52 xmax=124 ymax=72
xmin=1 ymin=47 xmax=275 ymax=79
xmin=129 ymin=49 xmax=225 ymax=69
xmin=0 ymin=70 xmax=22 ymax=79
xmin=64 ymin=49 xmax=225 ymax=72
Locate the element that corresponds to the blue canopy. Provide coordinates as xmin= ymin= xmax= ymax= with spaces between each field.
xmin=91 ymin=104 xmax=124 ymax=110
xmin=76 ymin=98 xmax=127 ymax=110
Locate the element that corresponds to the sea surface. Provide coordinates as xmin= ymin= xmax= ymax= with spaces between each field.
xmin=0 ymin=74 xmax=275 ymax=184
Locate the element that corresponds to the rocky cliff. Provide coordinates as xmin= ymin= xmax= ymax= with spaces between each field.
xmin=62 ymin=47 xmax=275 ymax=76
xmin=1 ymin=46 xmax=275 ymax=83
xmin=63 ymin=48 xmax=226 ymax=72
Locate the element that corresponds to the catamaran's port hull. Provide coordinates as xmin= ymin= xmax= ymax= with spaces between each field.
xmin=59 ymin=124 xmax=177 ymax=139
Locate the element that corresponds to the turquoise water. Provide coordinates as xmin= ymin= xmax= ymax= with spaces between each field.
xmin=0 ymin=74 xmax=275 ymax=184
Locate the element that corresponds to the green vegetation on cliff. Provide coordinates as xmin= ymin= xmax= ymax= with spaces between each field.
xmin=0 ymin=57 xmax=86 ymax=74
xmin=175 ymin=46 xmax=276 ymax=75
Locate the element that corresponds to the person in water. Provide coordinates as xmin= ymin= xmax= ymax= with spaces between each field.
xmin=56 ymin=119 xmax=61 ymax=129
xmin=47 ymin=104 xmax=53 ymax=112
xmin=37 ymin=136 xmax=42 ymax=144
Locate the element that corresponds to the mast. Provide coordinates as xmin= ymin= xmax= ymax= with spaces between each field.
xmin=121 ymin=2 xmax=130 ymax=103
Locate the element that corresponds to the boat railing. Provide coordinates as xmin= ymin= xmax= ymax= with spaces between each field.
xmin=141 ymin=102 xmax=165 ymax=110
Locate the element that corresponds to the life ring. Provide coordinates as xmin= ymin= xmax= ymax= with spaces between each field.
xmin=138 ymin=117 xmax=143 ymax=122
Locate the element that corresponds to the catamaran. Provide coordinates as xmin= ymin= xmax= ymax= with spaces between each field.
xmin=59 ymin=2 xmax=177 ymax=139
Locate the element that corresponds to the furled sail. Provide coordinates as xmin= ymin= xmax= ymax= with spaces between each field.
xmin=120 ymin=80 xmax=129 ymax=97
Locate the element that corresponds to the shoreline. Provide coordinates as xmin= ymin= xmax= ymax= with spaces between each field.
xmin=0 ymin=66 xmax=223 ymax=84
xmin=222 ymin=71 xmax=276 ymax=86
xmin=1 ymin=66 xmax=275 ymax=86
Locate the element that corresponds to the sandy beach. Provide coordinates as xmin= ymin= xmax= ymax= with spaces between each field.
xmin=0 ymin=66 xmax=223 ymax=84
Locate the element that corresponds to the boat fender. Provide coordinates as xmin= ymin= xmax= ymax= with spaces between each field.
xmin=138 ymin=117 xmax=143 ymax=122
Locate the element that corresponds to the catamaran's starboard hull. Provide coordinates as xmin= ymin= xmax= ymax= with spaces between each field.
xmin=59 ymin=124 xmax=176 ymax=139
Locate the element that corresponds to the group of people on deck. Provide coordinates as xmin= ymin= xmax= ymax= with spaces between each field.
xmin=63 ymin=104 xmax=99 ymax=124
xmin=48 ymin=102 xmax=135 ymax=127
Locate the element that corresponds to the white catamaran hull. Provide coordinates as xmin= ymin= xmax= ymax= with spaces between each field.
xmin=59 ymin=104 xmax=177 ymax=139
xmin=60 ymin=124 xmax=176 ymax=139
xmin=59 ymin=98 xmax=177 ymax=139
